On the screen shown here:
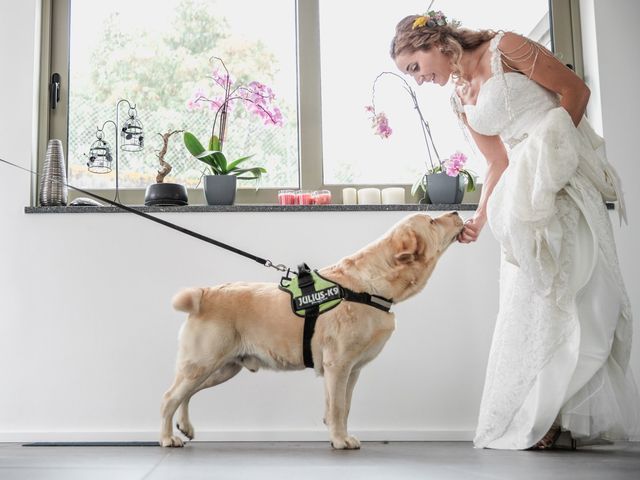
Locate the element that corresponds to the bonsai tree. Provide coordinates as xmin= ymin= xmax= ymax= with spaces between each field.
xmin=155 ymin=129 xmax=183 ymax=183
xmin=144 ymin=128 xmax=189 ymax=206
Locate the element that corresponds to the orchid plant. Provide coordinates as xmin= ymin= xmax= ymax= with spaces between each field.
xmin=411 ymin=150 xmax=476 ymax=197
xmin=184 ymin=56 xmax=283 ymax=179
xmin=366 ymin=71 xmax=475 ymax=197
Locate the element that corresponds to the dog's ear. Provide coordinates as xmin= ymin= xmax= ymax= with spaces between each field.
xmin=393 ymin=226 xmax=425 ymax=264
xmin=395 ymin=251 xmax=415 ymax=264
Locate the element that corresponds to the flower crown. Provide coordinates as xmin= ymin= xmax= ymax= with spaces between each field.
xmin=412 ymin=10 xmax=461 ymax=29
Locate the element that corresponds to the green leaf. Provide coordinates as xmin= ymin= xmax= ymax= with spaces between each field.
xmin=411 ymin=175 xmax=426 ymax=196
xmin=196 ymin=149 xmax=222 ymax=158
xmin=183 ymin=131 xmax=205 ymax=157
xmin=232 ymin=167 xmax=266 ymax=180
xmin=226 ymin=154 xmax=256 ymax=172
xmin=461 ymin=170 xmax=476 ymax=192
xmin=212 ymin=151 xmax=228 ymax=173
xmin=208 ymin=135 xmax=221 ymax=152
xmin=198 ymin=156 xmax=223 ymax=175
xmin=184 ymin=132 xmax=222 ymax=175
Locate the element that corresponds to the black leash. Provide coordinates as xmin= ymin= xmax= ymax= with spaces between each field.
xmin=0 ymin=157 xmax=290 ymax=273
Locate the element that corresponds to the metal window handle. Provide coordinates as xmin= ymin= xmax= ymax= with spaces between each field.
xmin=50 ymin=73 xmax=61 ymax=110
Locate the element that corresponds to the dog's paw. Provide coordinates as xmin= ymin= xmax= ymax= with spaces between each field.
xmin=176 ymin=421 xmax=194 ymax=440
xmin=331 ymin=435 xmax=361 ymax=450
xmin=159 ymin=435 xmax=185 ymax=448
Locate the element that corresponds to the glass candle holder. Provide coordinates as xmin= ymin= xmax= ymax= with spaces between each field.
xmin=295 ymin=190 xmax=314 ymax=205
xmin=278 ymin=189 xmax=296 ymax=205
xmin=312 ymin=189 xmax=332 ymax=205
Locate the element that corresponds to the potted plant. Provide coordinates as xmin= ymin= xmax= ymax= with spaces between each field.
xmin=184 ymin=56 xmax=282 ymax=205
xmin=411 ymin=151 xmax=476 ymax=204
xmin=144 ymin=129 xmax=189 ymax=206
xmin=366 ymin=71 xmax=475 ymax=204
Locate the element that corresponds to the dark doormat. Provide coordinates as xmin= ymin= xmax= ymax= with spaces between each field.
xmin=22 ymin=441 xmax=159 ymax=447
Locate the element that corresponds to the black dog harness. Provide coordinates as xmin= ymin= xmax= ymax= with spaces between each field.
xmin=279 ymin=263 xmax=393 ymax=368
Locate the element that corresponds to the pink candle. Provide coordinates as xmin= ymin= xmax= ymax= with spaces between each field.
xmin=312 ymin=190 xmax=332 ymax=204
xmin=278 ymin=190 xmax=296 ymax=205
xmin=296 ymin=190 xmax=314 ymax=205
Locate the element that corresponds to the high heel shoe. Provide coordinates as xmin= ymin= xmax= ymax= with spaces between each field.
xmin=528 ymin=425 xmax=562 ymax=450
xmin=553 ymin=430 xmax=577 ymax=450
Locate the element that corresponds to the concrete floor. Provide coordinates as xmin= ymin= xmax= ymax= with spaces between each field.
xmin=1 ymin=441 xmax=639 ymax=479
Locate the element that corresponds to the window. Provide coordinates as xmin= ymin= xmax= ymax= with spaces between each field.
xmin=319 ymin=0 xmax=550 ymax=185
xmin=42 ymin=0 xmax=577 ymax=205
xmin=48 ymin=0 xmax=298 ymax=204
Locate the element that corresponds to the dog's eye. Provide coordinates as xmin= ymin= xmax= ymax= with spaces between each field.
xmin=430 ymin=219 xmax=436 ymax=225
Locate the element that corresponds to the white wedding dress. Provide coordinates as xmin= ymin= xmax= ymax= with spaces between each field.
xmin=452 ymin=32 xmax=640 ymax=449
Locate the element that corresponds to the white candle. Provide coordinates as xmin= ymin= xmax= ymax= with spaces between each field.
xmin=358 ymin=188 xmax=381 ymax=205
xmin=342 ymin=187 xmax=357 ymax=205
xmin=382 ymin=187 xmax=405 ymax=205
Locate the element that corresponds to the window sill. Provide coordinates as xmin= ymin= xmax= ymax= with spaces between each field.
xmin=25 ymin=203 xmax=481 ymax=214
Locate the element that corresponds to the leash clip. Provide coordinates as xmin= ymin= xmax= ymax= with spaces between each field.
xmin=265 ymin=259 xmax=290 ymax=273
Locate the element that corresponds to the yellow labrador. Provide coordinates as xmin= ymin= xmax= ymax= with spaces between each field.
xmin=160 ymin=212 xmax=463 ymax=449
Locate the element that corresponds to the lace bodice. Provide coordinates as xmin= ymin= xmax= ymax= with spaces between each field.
xmin=451 ymin=31 xmax=560 ymax=147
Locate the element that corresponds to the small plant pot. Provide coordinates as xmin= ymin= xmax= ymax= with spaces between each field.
xmin=144 ymin=183 xmax=188 ymax=206
xmin=422 ymin=173 xmax=464 ymax=204
xmin=203 ymin=175 xmax=237 ymax=205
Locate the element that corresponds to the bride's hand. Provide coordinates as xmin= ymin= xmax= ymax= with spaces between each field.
xmin=458 ymin=214 xmax=486 ymax=244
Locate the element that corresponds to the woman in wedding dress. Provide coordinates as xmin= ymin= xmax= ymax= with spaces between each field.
xmin=391 ymin=11 xmax=639 ymax=450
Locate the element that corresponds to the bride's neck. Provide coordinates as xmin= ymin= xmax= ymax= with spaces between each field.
xmin=459 ymin=46 xmax=487 ymax=82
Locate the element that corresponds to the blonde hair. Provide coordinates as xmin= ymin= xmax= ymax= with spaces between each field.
xmin=390 ymin=15 xmax=496 ymax=81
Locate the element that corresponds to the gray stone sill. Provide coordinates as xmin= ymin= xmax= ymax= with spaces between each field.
xmin=24 ymin=202 xmax=616 ymax=214
xmin=25 ymin=203 xmax=480 ymax=214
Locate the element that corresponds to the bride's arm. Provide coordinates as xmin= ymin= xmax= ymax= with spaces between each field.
xmin=498 ymin=32 xmax=590 ymax=127
xmin=458 ymin=121 xmax=509 ymax=244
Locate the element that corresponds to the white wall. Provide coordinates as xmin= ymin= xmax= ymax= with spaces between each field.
xmin=0 ymin=0 xmax=637 ymax=442
xmin=585 ymin=0 xmax=640 ymax=393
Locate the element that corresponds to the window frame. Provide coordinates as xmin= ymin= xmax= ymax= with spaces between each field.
xmin=36 ymin=0 xmax=580 ymax=206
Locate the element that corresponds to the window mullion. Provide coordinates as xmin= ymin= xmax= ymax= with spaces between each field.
xmin=296 ymin=0 xmax=323 ymax=191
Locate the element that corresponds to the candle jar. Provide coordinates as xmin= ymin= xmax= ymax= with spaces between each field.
xmin=295 ymin=190 xmax=314 ymax=205
xmin=312 ymin=189 xmax=332 ymax=205
xmin=278 ymin=189 xmax=296 ymax=205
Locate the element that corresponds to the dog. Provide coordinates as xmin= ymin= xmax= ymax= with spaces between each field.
xmin=160 ymin=212 xmax=464 ymax=449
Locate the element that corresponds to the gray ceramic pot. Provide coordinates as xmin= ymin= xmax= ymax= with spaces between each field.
xmin=423 ymin=172 xmax=464 ymax=204
xmin=203 ymin=175 xmax=237 ymax=205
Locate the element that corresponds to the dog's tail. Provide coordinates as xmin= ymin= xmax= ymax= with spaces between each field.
xmin=172 ymin=288 xmax=204 ymax=315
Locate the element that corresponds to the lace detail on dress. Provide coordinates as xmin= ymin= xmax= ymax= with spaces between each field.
xmin=450 ymin=92 xmax=464 ymax=116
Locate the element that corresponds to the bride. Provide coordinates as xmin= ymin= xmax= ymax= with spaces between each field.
xmin=390 ymin=10 xmax=639 ymax=449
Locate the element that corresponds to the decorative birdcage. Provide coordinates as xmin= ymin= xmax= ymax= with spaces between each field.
xmin=85 ymin=99 xmax=144 ymax=203
xmin=121 ymin=107 xmax=144 ymax=151
xmin=86 ymin=135 xmax=113 ymax=174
